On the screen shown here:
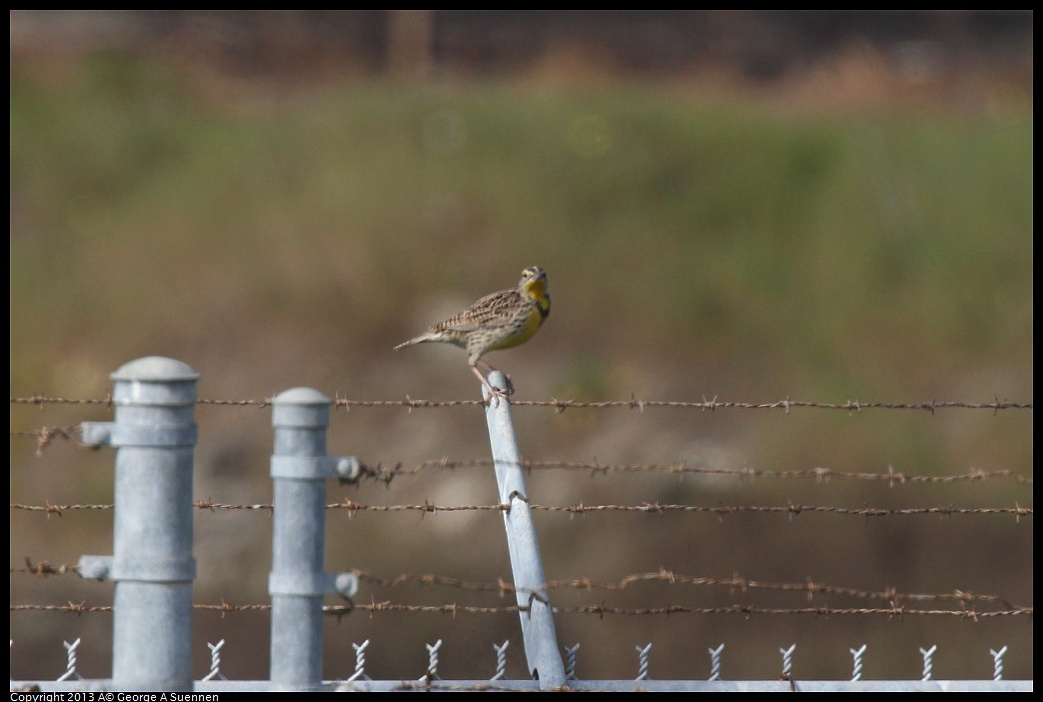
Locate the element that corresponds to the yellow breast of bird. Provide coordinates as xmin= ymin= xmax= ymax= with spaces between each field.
xmin=487 ymin=279 xmax=550 ymax=352
xmin=489 ymin=305 xmax=544 ymax=351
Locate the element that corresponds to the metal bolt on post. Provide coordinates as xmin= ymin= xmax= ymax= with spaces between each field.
xmin=79 ymin=357 xmax=199 ymax=692
xmin=269 ymin=388 xmax=360 ymax=691
xmin=482 ymin=371 xmax=566 ymax=688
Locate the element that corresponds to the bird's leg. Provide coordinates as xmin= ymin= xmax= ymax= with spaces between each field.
xmin=478 ymin=360 xmax=514 ymax=395
xmin=471 ymin=364 xmax=510 ymax=406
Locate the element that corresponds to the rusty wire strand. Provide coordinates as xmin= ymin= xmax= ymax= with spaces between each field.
xmin=10 ymin=395 xmax=1033 ymax=411
xmin=10 ymin=601 xmax=1033 ymax=619
xmin=9 ymin=500 xmax=1033 ymax=518
xmin=11 ymin=395 xmax=114 ymax=406
xmin=12 ymin=560 xmax=1016 ymax=607
xmin=8 ymin=431 xmax=1032 ymax=486
xmin=12 ymin=558 xmax=79 ymax=577
xmin=349 ymin=568 xmax=1018 ymax=606
xmin=325 ymin=603 xmax=1034 ymax=618
xmin=353 ymin=458 xmax=1032 ymax=485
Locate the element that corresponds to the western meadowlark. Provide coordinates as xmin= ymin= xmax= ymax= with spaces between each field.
xmin=394 ymin=266 xmax=551 ymax=404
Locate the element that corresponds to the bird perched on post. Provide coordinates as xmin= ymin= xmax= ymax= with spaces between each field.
xmin=394 ymin=266 xmax=551 ymax=405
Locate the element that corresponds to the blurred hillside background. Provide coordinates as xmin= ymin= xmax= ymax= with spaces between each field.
xmin=10 ymin=10 xmax=1032 ymax=684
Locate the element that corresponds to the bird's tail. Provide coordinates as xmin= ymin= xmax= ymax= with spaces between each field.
xmin=393 ymin=333 xmax=437 ymax=350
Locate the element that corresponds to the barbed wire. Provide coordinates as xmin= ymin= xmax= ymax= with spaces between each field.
xmin=9 ymin=500 xmax=1033 ymax=519
xmin=11 ymin=395 xmax=117 ymax=406
xmin=12 ymin=560 xmax=1018 ymax=608
xmin=335 ymin=397 xmax=1035 ymax=413
xmin=10 ymin=600 xmax=1033 ymax=620
xmin=11 ymin=558 xmax=80 ymax=577
xmin=349 ymin=569 xmax=1020 ymax=607
xmin=10 ymin=394 xmax=1033 ymax=412
xmin=8 ymin=428 xmax=1033 ymax=486
xmin=10 ymin=426 xmax=81 ymax=455
xmin=352 ymin=459 xmax=1032 ymax=485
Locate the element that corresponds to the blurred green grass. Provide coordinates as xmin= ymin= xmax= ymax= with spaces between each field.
xmin=11 ymin=55 xmax=1031 ymax=401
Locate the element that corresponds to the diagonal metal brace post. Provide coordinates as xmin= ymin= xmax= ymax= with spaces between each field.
xmin=482 ymin=371 xmax=566 ymax=688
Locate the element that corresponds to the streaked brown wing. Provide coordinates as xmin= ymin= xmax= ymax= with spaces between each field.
xmin=434 ymin=289 xmax=520 ymax=333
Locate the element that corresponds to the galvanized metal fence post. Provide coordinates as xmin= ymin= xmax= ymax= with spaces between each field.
xmin=78 ymin=356 xmax=199 ymax=691
xmin=269 ymin=388 xmax=360 ymax=691
xmin=482 ymin=371 xmax=566 ymax=688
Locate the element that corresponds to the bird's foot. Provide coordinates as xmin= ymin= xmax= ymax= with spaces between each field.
xmin=485 ymin=385 xmax=511 ymax=408
xmin=477 ymin=362 xmax=514 ymax=396
xmin=472 ymin=365 xmax=512 ymax=406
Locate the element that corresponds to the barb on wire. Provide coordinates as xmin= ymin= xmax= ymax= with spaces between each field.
xmin=9 ymin=426 xmax=80 ymax=455
xmin=10 ymin=502 xmax=112 ymax=514
xmin=194 ymin=600 xmax=271 ymax=616
xmin=11 ymin=558 xmax=79 ymax=577
xmin=10 ymin=602 xmax=111 ymax=614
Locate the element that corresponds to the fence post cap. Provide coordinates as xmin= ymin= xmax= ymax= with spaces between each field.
xmin=272 ymin=387 xmax=332 ymax=406
xmin=111 ymin=356 xmax=199 ymax=382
